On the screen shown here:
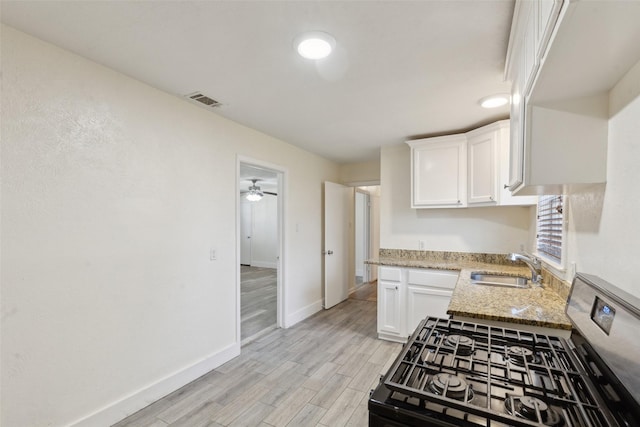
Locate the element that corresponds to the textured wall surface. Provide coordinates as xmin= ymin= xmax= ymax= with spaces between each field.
xmin=562 ymin=61 xmax=640 ymax=296
xmin=1 ymin=25 xmax=338 ymax=427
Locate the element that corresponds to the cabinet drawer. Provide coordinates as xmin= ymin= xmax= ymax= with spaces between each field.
xmin=407 ymin=269 xmax=458 ymax=289
xmin=379 ymin=267 xmax=402 ymax=282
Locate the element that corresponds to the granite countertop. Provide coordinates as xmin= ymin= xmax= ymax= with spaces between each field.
xmin=449 ymin=267 xmax=572 ymax=330
xmin=366 ymin=250 xmax=572 ymax=330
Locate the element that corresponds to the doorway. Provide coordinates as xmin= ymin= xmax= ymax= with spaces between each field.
xmin=238 ymin=161 xmax=283 ymax=344
xmin=351 ymin=185 xmax=380 ymax=302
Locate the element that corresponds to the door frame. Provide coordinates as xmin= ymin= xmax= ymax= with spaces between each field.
xmin=237 ymin=156 xmax=287 ymax=345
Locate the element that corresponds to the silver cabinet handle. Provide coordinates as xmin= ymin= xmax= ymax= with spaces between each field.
xmin=504 ymin=184 xmax=509 ymax=189
xmin=328 ymin=250 xmax=334 ymax=255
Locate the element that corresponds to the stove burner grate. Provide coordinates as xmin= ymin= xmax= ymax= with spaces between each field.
xmin=380 ymin=317 xmax=607 ymax=427
xmin=444 ymin=334 xmax=475 ymax=356
xmin=507 ymin=345 xmax=542 ymax=366
xmin=427 ymin=373 xmax=474 ymax=402
xmin=504 ymin=395 xmax=564 ymax=426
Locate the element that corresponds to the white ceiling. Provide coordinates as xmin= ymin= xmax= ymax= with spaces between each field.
xmin=1 ymin=0 xmax=514 ymax=164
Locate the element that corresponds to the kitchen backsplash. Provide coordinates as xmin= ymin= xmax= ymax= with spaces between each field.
xmin=541 ymin=268 xmax=572 ymax=300
xmin=378 ymin=249 xmax=515 ymax=265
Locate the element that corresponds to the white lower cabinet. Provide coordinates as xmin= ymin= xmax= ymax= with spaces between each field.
xmin=377 ymin=267 xmax=404 ymax=341
xmin=406 ymin=286 xmax=453 ymax=334
xmin=378 ymin=281 xmax=403 ymax=336
xmin=378 ymin=266 xmax=458 ymax=343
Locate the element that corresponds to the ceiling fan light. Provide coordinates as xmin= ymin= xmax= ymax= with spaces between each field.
xmin=295 ymin=31 xmax=336 ymax=59
xmin=246 ymin=180 xmax=264 ymax=201
xmin=246 ymin=191 xmax=262 ymax=201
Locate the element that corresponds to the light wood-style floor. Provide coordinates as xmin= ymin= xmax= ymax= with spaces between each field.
xmin=241 ymin=266 xmax=277 ymax=341
xmin=113 ymin=298 xmax=400 ymax=427
xmin=349 ymin=281 xmax=377 ymax=302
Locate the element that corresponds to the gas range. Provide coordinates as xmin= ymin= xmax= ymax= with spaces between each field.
xmin=369 ymin=273 xmax=640 ymax=426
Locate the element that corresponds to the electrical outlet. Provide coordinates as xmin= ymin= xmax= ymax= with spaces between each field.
xmin=419 ymin=240 xmax=426 ymax=250
xmin=210 ymin=249 xmax=217 ymax=261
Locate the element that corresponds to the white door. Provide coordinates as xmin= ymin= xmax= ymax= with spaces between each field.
xmin=324 ymin=181 xmax=352 ymax=309
xmin=240 ymin=200 xmax=252 ymax=265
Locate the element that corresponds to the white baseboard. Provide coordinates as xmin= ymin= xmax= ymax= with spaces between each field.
xmin=70 ymin=343 xmax=240 ymax=427
xmin=250 ymin=260 xmax=277 ymax=269
xmin=285 ymin=299 xmax=323 ymax=328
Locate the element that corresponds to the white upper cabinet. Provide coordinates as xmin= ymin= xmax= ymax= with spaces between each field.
xmin=505 ymin=0 xmax=563 ymax=194
xmin=496 ymin=123 xmax=538 ymax=206
xmin=505 ymin=0 xmax=630 ymax=195
xmin=508 ymin=68 xmax=526 ymax=190
xmin=536 ymin=0 xmax=560 ymax=59
xmin=467 ymin=120 xmax=537 ymax=207
xmin=407 ymin=135 xmax=467 ymax=209
xmin=408 ymin=121 xmax=536 ymax=209
xmin=467 ymin=124 xmax=498 ymax=205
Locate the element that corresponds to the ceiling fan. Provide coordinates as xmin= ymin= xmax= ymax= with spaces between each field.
xmin=242 ymin=179 xmax=277 ymax=201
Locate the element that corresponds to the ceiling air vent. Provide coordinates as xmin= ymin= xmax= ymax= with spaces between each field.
xmin=184 ymin=92 xmax=221 ymax=108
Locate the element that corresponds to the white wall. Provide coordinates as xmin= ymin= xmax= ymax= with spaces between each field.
xmin=551 ymin=60 xmax=640 ymax=297
xmin=248 ymin=194 xmax=278 ymax=268
xmin=0 ymin=26 xmax=339 ymax=427
xmin=339 ymin=159 xmax=381 ymax=185
xmin=380 ymin=144 xmax=532 ymax=253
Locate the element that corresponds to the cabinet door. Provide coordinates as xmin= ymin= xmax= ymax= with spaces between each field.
xmin=409 ymin=135 xmax=467 ymax=208
xmin=468 ymin=130 xmax=497 ymax=205
xmin=378 ymin=280 xmax=403 ymax=336
xmin=498 ymin=123 xmax=537 ymax=206
xmin=407 ymin=285 xmax=453 ymax=333
xmin=521 ymin=2 xmax=539 ymax=94
xmin=508 ymin=56 xmax=526 ymax=191
xmin=536 ymin=0 xmax=563 ymax=60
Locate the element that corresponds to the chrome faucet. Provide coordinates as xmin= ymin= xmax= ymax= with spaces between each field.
xmin=507 ymin=253 xmax=542 ymax=285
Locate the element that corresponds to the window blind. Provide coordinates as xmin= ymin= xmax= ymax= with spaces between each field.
xmin=536 ymin=195 xmax=563 ymax=264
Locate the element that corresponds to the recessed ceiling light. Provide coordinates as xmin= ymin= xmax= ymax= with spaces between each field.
xmin=294 ymin=31 xmax=336 ymax=60
xmin=479 ymin=94 xmax=510 ymax=108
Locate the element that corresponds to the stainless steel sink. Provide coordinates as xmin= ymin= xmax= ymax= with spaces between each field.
xmin=470 ymin=272 xmax=529 ymax=288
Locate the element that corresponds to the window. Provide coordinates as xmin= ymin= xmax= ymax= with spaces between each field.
xmin=536 ymin=195 xmax=564 ymax=265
